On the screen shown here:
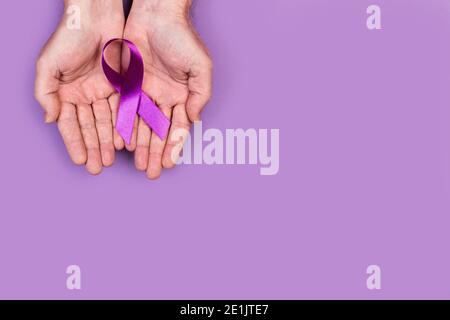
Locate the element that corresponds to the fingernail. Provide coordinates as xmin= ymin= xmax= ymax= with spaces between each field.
xmin=44 ymin=113 xmax=53 ymax=123
xmin=190 ymin=113 xmax=201 ymax=123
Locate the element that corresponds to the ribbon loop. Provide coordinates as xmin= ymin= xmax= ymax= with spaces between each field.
xmin=102 ymin=39 xmax=170 ymax=144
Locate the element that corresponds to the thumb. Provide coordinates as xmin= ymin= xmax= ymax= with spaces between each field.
xmin=186 ymin=57 xmax=213 ymax=122
xmin=34 ymin=58 xmax=61 ymax=123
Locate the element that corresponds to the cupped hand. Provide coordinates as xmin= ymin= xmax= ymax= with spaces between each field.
xmin=124 ymin=0 xmax=213 ymax=179
xmin=35 ymin=0 xmax=125 ymax=174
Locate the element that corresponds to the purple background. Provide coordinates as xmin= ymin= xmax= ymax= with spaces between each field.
xmin=1 ymin=0 xmax=450 ymax=299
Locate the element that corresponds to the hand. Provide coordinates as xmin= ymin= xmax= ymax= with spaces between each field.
xmin=124 ymin=0 xmax=213 ymax=179
xmin=35 ymin=0 xmax=125 ymax=174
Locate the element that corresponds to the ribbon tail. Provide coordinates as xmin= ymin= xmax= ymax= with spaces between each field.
xmin=117 ymin=94 xmax=140 ymax=145
xmin=138 ymin=93 xmax=171 ymax=140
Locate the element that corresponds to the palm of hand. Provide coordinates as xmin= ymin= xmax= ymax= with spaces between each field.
xmin=36 ymin=22 xmax=123 ymax=174
xmin=123 ymin=12 xmax=212 ymax=179
xmin=57 ymin=40 xmax=114 ymax=107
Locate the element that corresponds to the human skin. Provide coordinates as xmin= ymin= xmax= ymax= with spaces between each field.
xmin=35 ymin=0 xmax=212 ymax=179
xmin=124 ymin=0 xmax=213 ymax=179
xmin=35 ymin=0 xmax=125 ymax=175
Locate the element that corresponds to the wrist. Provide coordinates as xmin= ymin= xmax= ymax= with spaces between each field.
xmin=63 ymin=0 xmax=123 ymax=18
xmin=132 ymin=0 xmax=192 ymax=19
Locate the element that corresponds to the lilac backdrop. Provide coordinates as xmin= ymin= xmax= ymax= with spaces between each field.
xmin=1 ymin=0 xmax=450 ymax=299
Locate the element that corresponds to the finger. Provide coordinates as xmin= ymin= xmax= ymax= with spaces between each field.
xmin=108 ymin=93 xmax=125 ymax=150
xmin=147 ymin=108 xmax=172 ymax=180
xmin=186 ymin=57 xmax=213 ymax=122
xmin=135 ymin=118 xmax=151 ymax=171
xmin=57 ymin=102 xmax=87 ymax=165
xmin=125 ymin=116 xmax=138 ymax=152
xmin=162 ymin=104 xmax=191 ymax=169
xmin=93 ymin=99 xmax=115 ymax=167
xmin=77 ymin=104 xmax=102 ymax=175
xmin=34 ymin=58 xmax=61 ymax=123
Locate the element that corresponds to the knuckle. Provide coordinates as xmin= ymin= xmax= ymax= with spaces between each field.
xmin=171 ymin=120 xmax=191 ymax=131
xmin=58 ymin=117 xmax=78 ymax=128
xmin=95 ymin=117 xmax=112 ymax=126
xmin=137 ymin=142 xmax=150 ymax=148
xmin=149 ymin=150 xmax=163 ymax=158
xmin=79 ymin=122 xmax=96 ymax=130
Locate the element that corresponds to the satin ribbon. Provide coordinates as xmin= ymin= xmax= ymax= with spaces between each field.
xmin=102 ymin=39 xmax=170 ymax=144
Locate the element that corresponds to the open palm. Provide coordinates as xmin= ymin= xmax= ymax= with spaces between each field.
xmin=35 ymin=6 xmax=124 ymax=174
xmin=124 ymin=3 xmax=212 ymax=179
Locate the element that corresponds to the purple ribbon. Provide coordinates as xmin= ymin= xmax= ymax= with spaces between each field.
xmin=102 ymin=39 xmax=170 ymax=144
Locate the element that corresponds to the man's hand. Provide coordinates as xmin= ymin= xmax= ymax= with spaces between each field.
xmin=35 ymin=0 xmax=125 ymax=174
xmin=124 ymin=0 xmax=213 ymax=179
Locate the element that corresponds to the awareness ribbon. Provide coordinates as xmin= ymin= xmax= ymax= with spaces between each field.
xmin=102 ymin=39 xmax=170 ymax=144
